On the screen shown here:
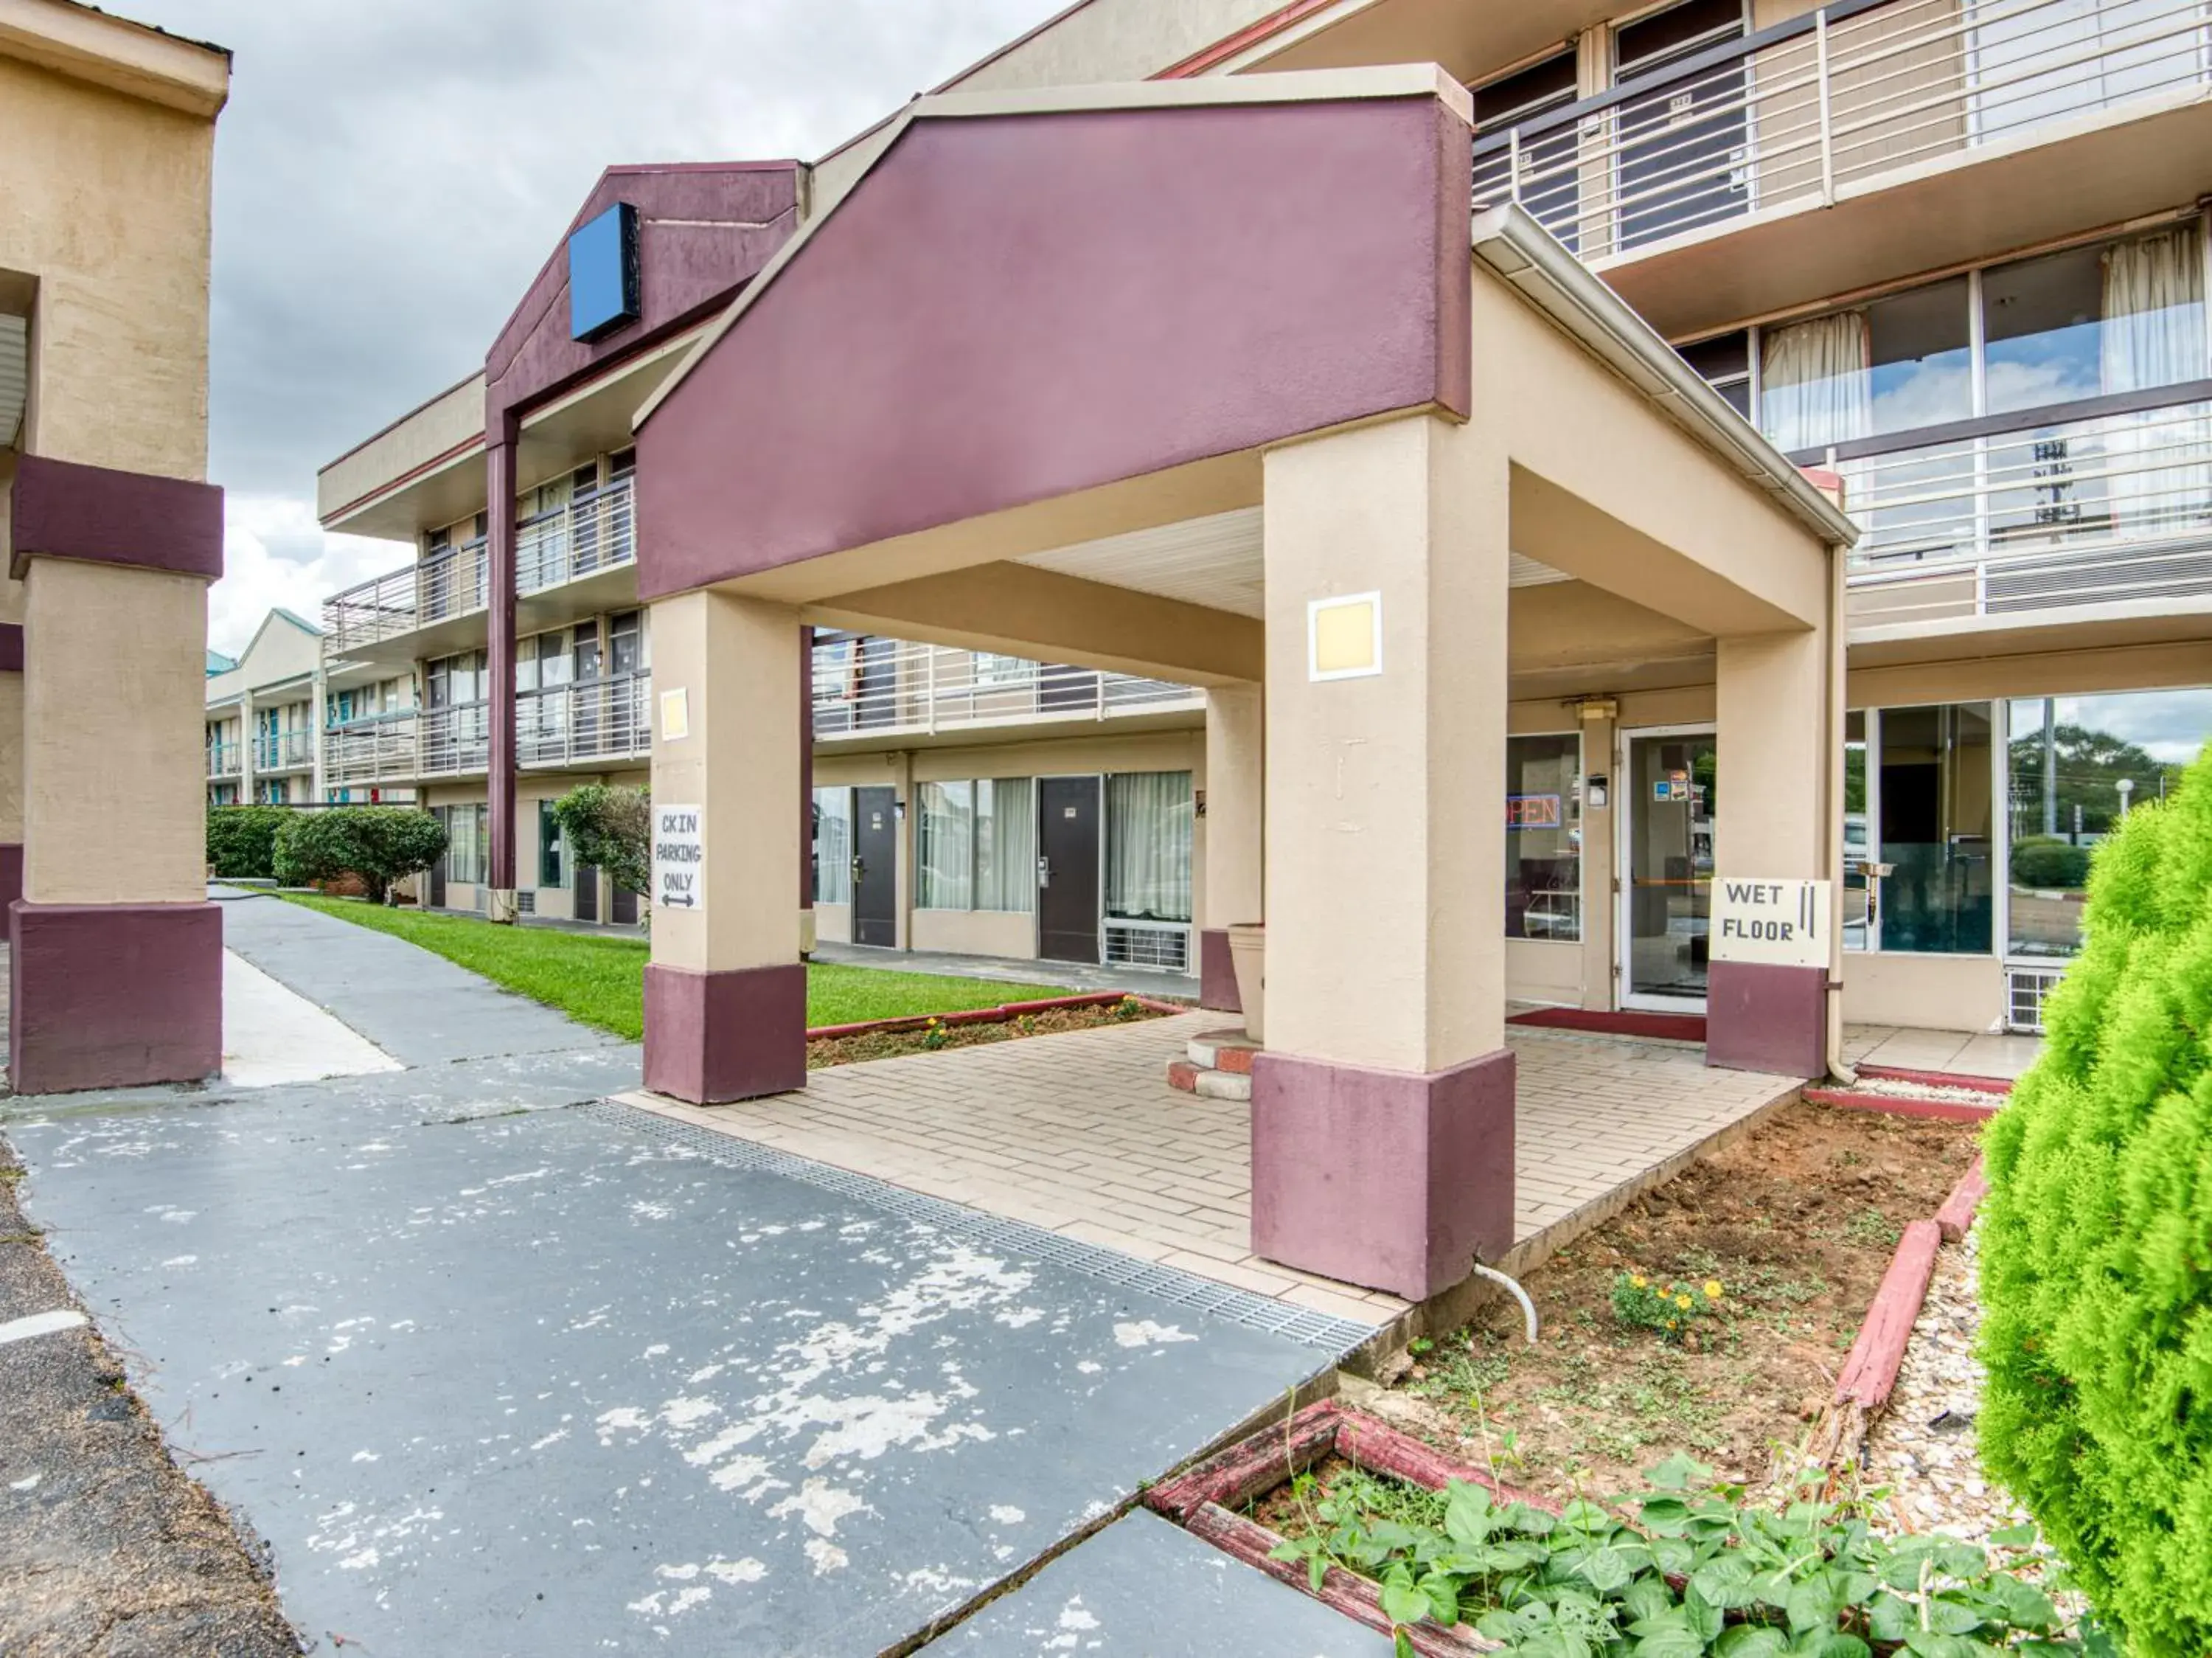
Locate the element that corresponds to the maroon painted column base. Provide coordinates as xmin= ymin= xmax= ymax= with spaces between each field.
xmin=1251 ymin=1046 xmax=1516 ymax=1301
xmin=9 ymin=901 xmax=223 ymax=1095
xmin=1705 ymin=960 xmax=1827 ymax=1078
xmin=643 ymin=962 xmax=807 ymax=1103
xmin=1197 ymin=928 xmax=1240 ymax=1013
xmin=0 ymin=845 xmax=21 ymax=912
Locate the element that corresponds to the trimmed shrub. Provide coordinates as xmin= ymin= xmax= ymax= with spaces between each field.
xmin=206 ymin=805 xmax=291 ymax=880
xmin=1978 ymin=741 xmax=2212 ymax=1657
xmin=549 ymin=784 xmax=650 ymax=901
xmin=2011 ymin=835 xmax=2093 ymax=892
xmin=273 ymin=807 xmax=448 ymax=905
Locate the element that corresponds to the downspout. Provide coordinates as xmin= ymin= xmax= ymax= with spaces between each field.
xmin=1810 ymin=468 xmax=1857 ymax=1085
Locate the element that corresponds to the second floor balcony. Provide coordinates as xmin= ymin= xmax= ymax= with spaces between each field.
xmin=254 ymin=729 xmax=316 ymax=771
xmin=324 ymin=474 xmax=637 ymax=661
xmin=810 ymin=638 xmax=1203 ymax=741
xmin=206 ymin=740 xmax=240 ymax=780
xmin=1841 ymin=388 xmax=2212 ymax=630
xmin=1472 ymin=0 xmax=2212 ymax=335
xmin=323 ymin=674 xmax=653 ymax=789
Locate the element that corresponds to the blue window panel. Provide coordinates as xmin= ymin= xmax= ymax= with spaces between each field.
xmin=568 ymin=202 xmax=640 ymax=342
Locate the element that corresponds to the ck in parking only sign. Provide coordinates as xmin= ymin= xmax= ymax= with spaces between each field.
xmin=653 ymin=805 xmax=704 ymax=911
xmin=1710 ymin=877 xmax=1831 ymax=970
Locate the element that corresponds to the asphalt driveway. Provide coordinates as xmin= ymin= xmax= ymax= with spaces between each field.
xmin=5 ymin=896 xmax=1348 ymax=1654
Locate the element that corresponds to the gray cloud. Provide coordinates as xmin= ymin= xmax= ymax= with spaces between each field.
xmin=119 ymin=0 xmax=1068 ymax=646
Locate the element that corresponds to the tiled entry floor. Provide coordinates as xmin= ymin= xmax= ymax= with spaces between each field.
xmin=1843 ymin=1024 xmax=2042 ymax=1081
xmin=622 ymin=1015 xmax=1802 ymax=1328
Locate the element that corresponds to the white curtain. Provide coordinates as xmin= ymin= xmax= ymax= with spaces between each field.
xmin=1105 ymin=771 xmax=1194 ymax=923
xmin=976 ymin=778 xmax=1035 ymax=913
xmin=813 ymin=788 xmax=851 ymax=904
xmin=2102 ymin=226 xmax=2211 ymax=531
xmin=1759 ymin=311 xmax=1874 ymax=453
xmin=917 ymin=781 xmax=975 ymax=909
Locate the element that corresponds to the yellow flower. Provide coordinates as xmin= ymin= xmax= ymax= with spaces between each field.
xmin=1675 ymin=1295 xmax=1694 ymax=1311
xmin=1704 ymin=1280 xmax=1724 ymax=1300
xmin=1630 ymin=1274 xmax=1647 ymax=1288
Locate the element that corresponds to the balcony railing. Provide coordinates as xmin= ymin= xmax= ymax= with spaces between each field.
xmin=325 ymin=712 xmax=421 ymax=789
xmin=421 ymin=703 xmax=491 ymax=777
xmin=517 ymin=674 xmax=652 ymax=766
xmin=324 ymin=538 xmax=489 ymax=656
xmin=517 ymin=474 xmax=636 ymax=597
xmin=254 ymin=729 xmax=316 ymax=771
xmin=206 ymin=740 xmax=240 ymax=780
xmin=1471 ymin=0 xmax=2212 ymax=263
xmin=810 ymin=639 xmax=1203 ymax=738
xmin=1841 ymin=389 xmax=2212 ymax=625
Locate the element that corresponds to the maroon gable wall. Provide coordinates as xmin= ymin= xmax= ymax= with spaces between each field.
xmin=486 ymin=162 xmax=804 ymax=423
xmin=635 ymin=94 xmax=1473 ymax=598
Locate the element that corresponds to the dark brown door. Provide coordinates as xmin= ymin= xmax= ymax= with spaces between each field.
xmin=428 ymin=808 xmax=448 ymax=908
xmin=610 ymin=880 xmax=638 ymax=926
xmin=852 ymin=786 xmax=898 ymax=947
xmin=574 ymin=862 xmax=599 ymax=922
xmin=1037 ymin=776 xmax=1100 ymax=963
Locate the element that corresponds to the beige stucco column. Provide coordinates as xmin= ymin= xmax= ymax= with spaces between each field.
xmin=1200 ymin=683 xmax=1263 ymax=1013
xmin=0 ymin=559 xmax=23 ymax=909
xmin=1248 ymin=411 xmax=1516 ymax=1301
xmin=1707 ymin=604 xmax=1843 ymax=1077
xmin=643 ymin=587 xmax=807 ymax=1102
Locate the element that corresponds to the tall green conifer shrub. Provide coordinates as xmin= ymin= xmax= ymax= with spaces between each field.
xmin=1978 ymin=742 xmax=2212 ymax=1657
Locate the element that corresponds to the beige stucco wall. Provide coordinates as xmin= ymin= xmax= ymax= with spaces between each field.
xmin=0 ymin=662 xmax=21 ymax=843
xmin=910 ymin=906 xmax=1036 ymax=960
xmin=1848 ymin=639 xmax=2212 ymax=710
xmin=24 ymin=560 xmax=206 ymax=902
xmin=1506 ymin=938 xmax=1584 ymax=1006
xmin=316 ymin=372 xmax=486 ymax=527
xmin=1203 ymin=684 xmax=1262 ymax=932
xmin=2 ymin=51 xmax=218 ymax=479
xmin=815 ymin=900 xmax=852 ymax=944
xmin=1842 ymin=950 xmax=2006 ymax=1031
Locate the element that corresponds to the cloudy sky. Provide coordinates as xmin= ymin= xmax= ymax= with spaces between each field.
xmin=120 ymin=0 xmax=1066 ymax=654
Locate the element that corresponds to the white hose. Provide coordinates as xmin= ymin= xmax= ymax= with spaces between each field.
xmin=1472 ymin=1262 xmax=1539 ymax=1345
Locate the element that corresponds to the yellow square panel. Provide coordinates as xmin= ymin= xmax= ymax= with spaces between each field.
xmin=1308 ymin=592 xmax=1381 ymax=680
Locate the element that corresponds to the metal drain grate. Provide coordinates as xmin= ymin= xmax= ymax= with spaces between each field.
xmin=584 ymin=1099 xmax=1380 ymax=1355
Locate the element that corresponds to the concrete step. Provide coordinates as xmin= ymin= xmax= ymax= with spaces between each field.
xmin=1165 ymin=1056 xmax=1253 ymax=1103
xmin=1186 ymin=1028 xmax=1259 ymax=1073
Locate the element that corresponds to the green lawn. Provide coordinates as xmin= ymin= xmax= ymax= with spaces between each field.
xmin=282 ymin=895 xmax=1064 ymax=1040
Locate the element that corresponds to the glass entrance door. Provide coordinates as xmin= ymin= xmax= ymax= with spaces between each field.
xmin=1621 ymin=729 xmax=1718 ymax=1009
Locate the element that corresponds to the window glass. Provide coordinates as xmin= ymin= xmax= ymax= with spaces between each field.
xmin=1615 ymin=0 xmax=1743 ymax=76
xmin=1982 ymin=242 xmax=2106 ymax=412
xmin=1867 ymin=277 xmax=1973 ymax=433
xmin=1877 ymin=703 xmax=1993 ymax=954
xmin=1680 ymin=331 xmax=1752 ymax=420
xmin=446 ymin=803 xmax=485 ymax=886
xmin=1105 ymin=771 xmax=1194 ymax=924
xmin=976 ymin=778 xmax=1036 ymax=914
xmin=813 ymin=788 xmax=852 ymax=905
xmin=1844 ymin=710 xmax=1870 ymax=951
xmin=917 ymin=780 xmax=975 ymax=909
xmin=1471 ymin=48 xmax=1576 ymax=128
xmin=2004 ymin=688 xmax=2211 ymax=958
xmin=538 ymin=799 xmax=565 ymax=889
xmin=1506 ymin=735 xmax=1582 ymax=941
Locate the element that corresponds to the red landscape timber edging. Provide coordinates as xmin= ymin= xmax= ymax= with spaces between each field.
xmin=804 ymin=991 xmax=1189 ymax=1043
xmin=1933 ymin=1152 xmax=1989 ymax=1244
xmin=1834 ymin=1218 xmax=1943 ymax=1415
xmin=1147 ymin=1401 xmax=1555 ymax=1655
xmin=1802 ymin=1087 xmax=2000 ymax=1123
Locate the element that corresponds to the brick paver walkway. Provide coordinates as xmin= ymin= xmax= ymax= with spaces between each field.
xmin=623 ymin=1014 xmax=1800 ymax=1326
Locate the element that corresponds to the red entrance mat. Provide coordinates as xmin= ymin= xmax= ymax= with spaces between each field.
xmin=1509 ymin=1007 xmax=1708 ymax=1044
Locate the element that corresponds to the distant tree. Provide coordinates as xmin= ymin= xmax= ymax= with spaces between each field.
xmin=274 ymin=808 xmax=447 ymax=904
xmin=549 ymin=785 xmax=650 ymax=901
xmin=2006 ymin=721 xmax=2181 ymax=842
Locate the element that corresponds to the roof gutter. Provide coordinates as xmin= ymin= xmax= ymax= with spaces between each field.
xmin=1470 ymin=202 xmax=1860 ymax=550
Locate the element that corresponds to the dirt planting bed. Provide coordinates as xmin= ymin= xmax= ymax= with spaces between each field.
xmin=805 ymin=998 xmax=1171 ymax=1068
xmin=1371 ymin=1100 xmax=1981 ymax=1499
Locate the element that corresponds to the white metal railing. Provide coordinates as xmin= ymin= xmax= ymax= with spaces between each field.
xmin=517 ymin=673 xmax=652 ymax=766
xmin=1843 ymin=395 xmax=2212 ymax=624
xmin=1472 ymin=0 xmax=2212 ymax=262
xmin=810 ymin=638 xmax=1203 ymax=738
xmin=254 ymin=729 xmax=316 ymax=771
xmin=206 ymin=740 xmax=240 ymax=779
xmin=517 ymin=474 xmax=636 ymax=597
xmin=325 ymin=713 xmax=420 ymax=789
xmin=323 ymin=538 xmax=490 ymax=656
xmin=420 ymin=702 xmax=491 ymax=777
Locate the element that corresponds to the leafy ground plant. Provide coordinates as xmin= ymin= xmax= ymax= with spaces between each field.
xmin=1267 ymin=1454 xmax=2078 ymax=1658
